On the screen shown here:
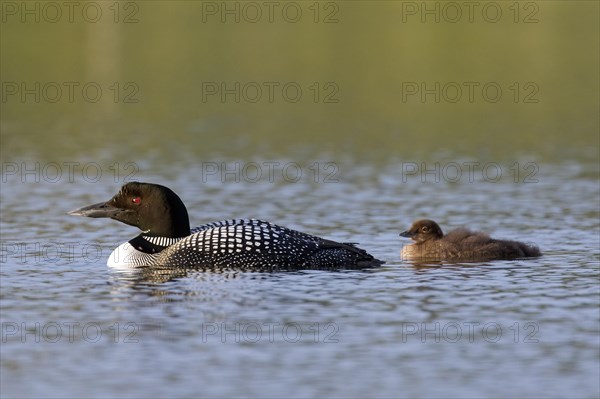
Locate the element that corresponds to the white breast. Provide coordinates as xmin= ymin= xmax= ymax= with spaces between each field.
xmin=107 ymin=242 xmax=148 ymax=268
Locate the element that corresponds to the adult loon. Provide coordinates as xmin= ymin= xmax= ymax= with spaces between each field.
xmin=68 ymin=182 xmax=383 ymax=270
xmin=399 ymin=219 xmax=541 ymax=261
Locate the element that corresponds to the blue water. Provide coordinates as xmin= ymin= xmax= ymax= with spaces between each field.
xmin=1 ymin=159 xmax=599 ymax=398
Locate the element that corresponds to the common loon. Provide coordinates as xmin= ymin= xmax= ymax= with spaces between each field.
xmin=68 ymin=182 xmax=383 ymax=270
xmin=399 ymin=219 xmax=541 ymax=261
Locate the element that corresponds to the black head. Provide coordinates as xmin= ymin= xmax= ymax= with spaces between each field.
xmin=68 ymin=182 xmax=191 ymax=238
xmin=399 ymin=219 xmax=444 ymax=243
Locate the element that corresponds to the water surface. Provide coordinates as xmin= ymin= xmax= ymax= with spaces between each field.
xmin=1 ymin=160 xmax=598 ymax=398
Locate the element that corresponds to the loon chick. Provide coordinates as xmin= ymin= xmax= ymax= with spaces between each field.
xmin=68 ymin=182 xmax=383 ymax=270
xmin=399 ymin=219 xmax=541 ymax=261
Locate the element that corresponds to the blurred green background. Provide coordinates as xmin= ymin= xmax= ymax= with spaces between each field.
xmin=1 ymin=0 xmax=598 ymax=163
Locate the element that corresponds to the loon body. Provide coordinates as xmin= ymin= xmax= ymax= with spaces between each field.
xmin=399 ymin=219 xmax=541 ymax=262
xmin=68 ymin=182 xmax=382 ymax=270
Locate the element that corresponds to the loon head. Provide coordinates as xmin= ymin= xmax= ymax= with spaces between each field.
xmin=399 ymin=219 xmax=444 ymax=243
xmin=68 ymin=182 xmax=191 ymax=238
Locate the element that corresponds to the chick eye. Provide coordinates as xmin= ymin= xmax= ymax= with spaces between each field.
xmin=132 ymin=197 xmax=141 ymax=204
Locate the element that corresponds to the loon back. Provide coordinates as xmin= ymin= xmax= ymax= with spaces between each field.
xmin=115 ymin=219 xmax=381 ymax=270
xmin=68 ymin=182 xmax=383 ymax=270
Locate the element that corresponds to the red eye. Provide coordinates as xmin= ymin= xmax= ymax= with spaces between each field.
xmin=132 ymin=197 xmax=141 ymax=204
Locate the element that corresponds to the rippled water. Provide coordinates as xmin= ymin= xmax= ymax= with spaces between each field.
xmin=1 ymin=159 xmax=599 ymax=398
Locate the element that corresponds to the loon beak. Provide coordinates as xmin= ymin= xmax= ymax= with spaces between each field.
xmin=399 ymin=230 xmax=413 ymax=238
xmin=67 ymin=201 xmax=126 ymax=218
